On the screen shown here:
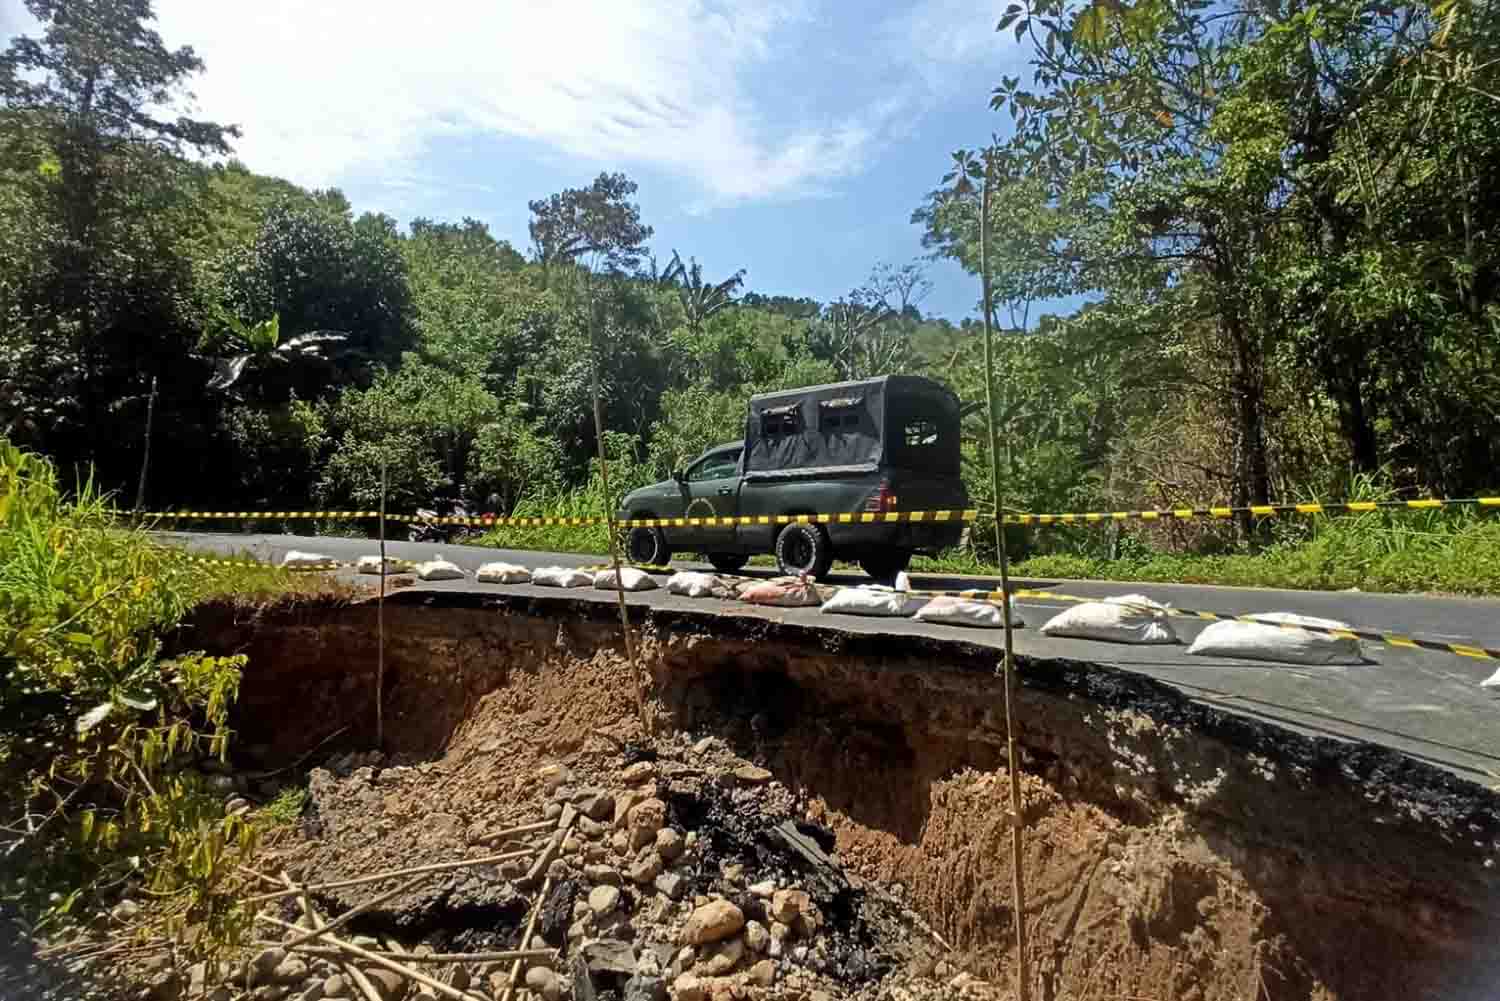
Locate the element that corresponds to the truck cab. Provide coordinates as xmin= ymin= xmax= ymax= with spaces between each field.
xmin=619 ymin=375 xmax=969 ymax=580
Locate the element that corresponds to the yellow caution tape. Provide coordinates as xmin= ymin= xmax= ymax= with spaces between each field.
xmin=1002 ymin=497 xmax=1500 ymax=526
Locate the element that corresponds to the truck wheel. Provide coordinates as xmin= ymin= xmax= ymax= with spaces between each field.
xmin=626 ymin=526 xmax=671 ymax=567
xmin=859 ymin=549 xmax=912 ymax=584
xmin=775 ymin=523 xmax=833 ymax=579
xmin=708 ymin=553 xmax=748 ymax=573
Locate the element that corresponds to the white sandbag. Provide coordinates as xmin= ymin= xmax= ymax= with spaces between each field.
xmin=355 ymin=555 xmax=406 ymax=575
xmin=476 ymin=561 xmax=531 ymax=584
xmin=914 ymin=595 xmax=1022 ymax=629
xmin=1481 ymin=665 xmax=1500 ymax=689
xmin=594 ymin=567 xmax=659 ymax=591
xmin=1186 ymin=612 xmax=1363 ymax=665
xmin=415 ymin=555 xmax=465 ymax=581
xmin=281 ymin=550 xmax=335 ymax=569
xmin=820 ymin=586 xmax=925 ymax=618
xmin=532 ymin=565 xmax=595 ymax=588
xmin=667 ymin=571 xmax=721 ymax=598
xmin=1039 ymin=594 xmax=1177 ymax=644
xmin=739 ymin=577 xmax=823 ymax=607
xmin=893 ymin=571 xmax=912 ymax=592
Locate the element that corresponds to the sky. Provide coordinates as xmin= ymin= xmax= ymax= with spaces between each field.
xmin=2 ymin=0 xmax=1035 ymax=322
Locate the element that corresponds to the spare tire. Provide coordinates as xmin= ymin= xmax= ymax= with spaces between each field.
xmin=775 ymin=522 xmax=833 ymax=580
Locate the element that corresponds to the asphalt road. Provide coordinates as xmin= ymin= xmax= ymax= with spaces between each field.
xmin=163 ymin=531 xmax=1500 ymax=785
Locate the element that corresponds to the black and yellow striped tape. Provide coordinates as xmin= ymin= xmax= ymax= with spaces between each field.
xmin=1002 ymin=497 xmax=1500 ymax=526
xmin=910 ymin=586 xmax=1500 ymax=662
xmin=135 ymin=509 xmax=981 ymax=528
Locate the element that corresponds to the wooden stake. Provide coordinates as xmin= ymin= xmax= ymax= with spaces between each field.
xmin=979 ymin=150 xmax=1031 ymax=1001
xmin=278 ymin=872 xmax=432 ymax=951
xmin=281 ymin=873 xmax=382 ymax=1001
xmin=520 ymin=804 xmax=576 ymax=889
xmin=244 ymin=849 xmax=531 ymax=904
xmin=273 ymin=944 xmax=558 ymax=964
xmin=471 ymin=819 xmax=556 ymax=844
xmin=258 ymin=915 xmax=486 ymax=1001
xmin=377 ymin=457 xmax=387 ymax=749
xmin=499 ymin=874 xmax=555 ymax=1001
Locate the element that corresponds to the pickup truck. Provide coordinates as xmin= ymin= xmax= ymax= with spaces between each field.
xmin=617 ymin=375 xmax=969 ymax=580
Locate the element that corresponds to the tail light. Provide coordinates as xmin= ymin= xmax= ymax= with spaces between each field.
xmin=864 ymin=478 xmax=899 ymax=513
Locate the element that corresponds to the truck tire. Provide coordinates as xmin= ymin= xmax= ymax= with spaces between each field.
xmin=775 ymin=523 xmax=833 ymax=579
xmin=626 ymin=525 xmax=671 ymax=567
xmin=858 ymin=548 xmax=912 ymax=583
xmin=708 ymin=553 xmax=748 ymax=573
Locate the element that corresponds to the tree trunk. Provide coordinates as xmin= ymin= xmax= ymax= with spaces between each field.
xmin=1224 ymin=310 xmax=1271 ymax=543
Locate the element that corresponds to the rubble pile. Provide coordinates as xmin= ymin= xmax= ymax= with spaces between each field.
xmin=169 ymin=736 xmax=1003 ymax=1001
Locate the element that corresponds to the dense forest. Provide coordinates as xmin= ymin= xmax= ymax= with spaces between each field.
xmin=2 ymin=0 xmax=1497 ymax=567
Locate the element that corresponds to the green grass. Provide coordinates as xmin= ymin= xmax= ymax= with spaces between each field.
xmin=259 ymin=785 xmax=307 ymax=825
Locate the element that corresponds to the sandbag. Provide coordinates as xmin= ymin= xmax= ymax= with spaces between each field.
xmin=281 ymin=550 xmax=335 ymax=569
xmin=594 ymin=567 xmax=659 ymax=591
xmin=355 ymin=555 xmax=406 ymax=575
xmin=820 ymin=586 xmax=925 ymax=618
xmin=476 ymin=561 xmax=531 ymax=584
xmin=532 ymin=566 xmax=595 ymax=588
xmin=914 ymin=595 xmax=1022 ymax=629
xmin=1186 ymin=612 xmax=1363 ymax=665
xmin=1039 ymin=594 xmax=1176 ymax=644
xmin=1481 ymin=665 xmax=1500 ymax=689
xmin=667 ymin=571 xmax=723 ymax=598
xmin=739 ymin=576 xmax=823 ymax=607
xmin=415 ymin=555 xmax=465 ymax=581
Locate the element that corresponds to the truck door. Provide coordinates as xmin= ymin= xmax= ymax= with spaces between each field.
xmin=676 ymin=447 xmax=741 ymax=550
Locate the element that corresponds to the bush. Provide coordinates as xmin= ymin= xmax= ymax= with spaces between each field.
xmin=0 ymin=439 xmax=289 ymax=953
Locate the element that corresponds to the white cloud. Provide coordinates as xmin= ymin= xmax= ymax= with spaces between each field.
xmin=151 ymin=0 xmax=889 ymax=206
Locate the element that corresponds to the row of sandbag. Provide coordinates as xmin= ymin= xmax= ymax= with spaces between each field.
xmin=307 ymin=551 xmax=1367 ymax=666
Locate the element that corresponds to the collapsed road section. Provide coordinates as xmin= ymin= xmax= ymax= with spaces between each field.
xmin=176 ymin=588 xmax=1500 ymax=1001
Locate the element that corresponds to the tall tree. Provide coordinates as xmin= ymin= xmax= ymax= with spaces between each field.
xmin=527 ymin=171 xmax=653 ymax=273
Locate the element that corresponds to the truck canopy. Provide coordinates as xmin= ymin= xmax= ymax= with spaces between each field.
xmin=743 ymin=375 xmax=961 ymax=479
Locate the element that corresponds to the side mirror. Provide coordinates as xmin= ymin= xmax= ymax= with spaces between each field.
xmin=672 ymin=469 xmax=685 ymax=483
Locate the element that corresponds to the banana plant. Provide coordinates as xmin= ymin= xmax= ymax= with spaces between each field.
xmin=200 ymin=314 xmax=347 ymax=392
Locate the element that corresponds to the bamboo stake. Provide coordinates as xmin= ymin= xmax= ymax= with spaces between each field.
xmin=278 ymin=872 xmax=432 ymax=951
xmin=272 ymin=944 xmax=558 ymax=964
xmin=259 ymin=915 xmax=486 ymax=1001
xmin=471 ymin=819 xmax=556 ymax=844
xmin=282 ymin=873 xmax=383 ymax=1001
xmin=377 ymin=457 xmax=387 ymax=748
xmin=979 ymin=150 xmax=1031 ymax=1001
xmin=499 ymin=873 xmax=555 ymax=1001
xmin=244 ymin=849 xmax=531 ymax=904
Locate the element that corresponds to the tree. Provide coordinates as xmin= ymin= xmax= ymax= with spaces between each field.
xmin=527 ymin=172 xmax=653 ymax=273
xmin=199 ymin=314 xmax=347 ymax=396
xmin=0 ymin=0 xmax=238 ymax=483
xmin=813 ymin=261 xmax=931 ymax=380
xmin=659 ymin=250 xmax=746 ymax=333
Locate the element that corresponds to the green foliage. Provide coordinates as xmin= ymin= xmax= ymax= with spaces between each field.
xmin=0 ymin=438 xmax=300 ymax=952
xmin=259 ymin=785 xmax=307 ymax=826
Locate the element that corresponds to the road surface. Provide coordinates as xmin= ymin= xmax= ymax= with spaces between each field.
xmin=163 ymin=531 xmax=1500 ymax=784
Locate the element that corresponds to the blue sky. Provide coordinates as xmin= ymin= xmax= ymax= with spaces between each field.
xmin=4 ymin=0 xmax=1033 ymax=321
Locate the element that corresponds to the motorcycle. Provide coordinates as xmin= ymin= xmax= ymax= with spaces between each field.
xmin=407 ymin=502 xmax=489 ymax=544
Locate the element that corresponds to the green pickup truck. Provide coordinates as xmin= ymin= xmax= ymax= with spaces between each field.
xmin=618 ymin=375 xmax=969 ymax=580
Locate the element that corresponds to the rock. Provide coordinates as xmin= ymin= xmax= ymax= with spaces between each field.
xmin=743 ymin=921 xmax=769 ymax=954
xmin=449 ymin=967 xmax=470 ymax=992
xmin=272 ymin=957 xmax=310 ymax=984
xmin=934 ymin=960 xmax=954 ymax=979
xmin=746 ymin=960 xmax=776 ymax=987
xmin=111 ymin=898 xmax=141 ymax=922
xmin=681 ymin=900 xmax=745 ymax=945
xmin=588 ymin=884 xmax=622 ymax=917
xmin=625 ymin=973 xmax=667 ymax=1001
xmin=732 ymin=765 xmax=772 ymax=786
xmin=748 ymin=880 xmax=774 ymax=899
xmin=613 ymin=829 xmax=632 ymax=855
xmin=629 ymin=852 xmax=663 ymax=885
xmin=548 ymin=858 xmax=571 ymax=880
xmin=577 ymin=815 xmax=607 ymax=838
xmin=427 ymin=812 xmax=463 ymax=839
xmin=248 ymin=948 xmax=287 ymax=986
xmin=692 ymin=737 xmax=717 ymax=755
xmin=769 ymin=889 xmax=819 ymax=933
xmin=621 ymin=761 xmax=656 ymax=785
xmin=583 ymin=938 xmax=638 ymax=977
xmin=562 ymin=836 xmax=582 ymax=855
xmin=538 ymin=763 xmax=571 ymax=791
xmin=629 ymin=798 xmax=667 ymax=835
xmin=252 ymin=987 xmax=288 ymax=1001
xmin=720 ymin=863 xmax=745 ymax=885
xmin=696 ymin=936 xmax=744 ymax=977
xmin=365 ymin=969 xmax=407 ymax=1001
xmin=673 ymin=973 xmax=708 ymax=1001
xmin=207 ymin=990 xmax=231 ymax=1001
xmin=321 ymin=974 xmax=349 ymax=999
xmin=574 ymin=787 xmax=616 ymax=822
xmin=544 ymin=802 xmax=563 ymax=821
xmin=585 ymin=864 xmax=622 ymax=886
xmin=225 ymin=796 xmax=252 ymax=816
xmin=768 ymin=921 xmax=790 ymax=958
xmin=614 ymin=788 xmax=648 ymax=830
xmin=655 ymin=872 xmax=688 ymax=901
xmin=568 ymin=918 xmax=591 ymax=943
xmin=808 ymin=992 xmax=834 ymax=1001
xmin=655 ymin=828 xmax=685 ymax=862
xmin=525 ymin=966 xmax=563 ymax=1001
xmin=297 ymin=984 xmax=326 ymax=1001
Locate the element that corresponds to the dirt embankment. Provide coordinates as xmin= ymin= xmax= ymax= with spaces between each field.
xmin=183 ymin=592 xmax=1500 ymax=1001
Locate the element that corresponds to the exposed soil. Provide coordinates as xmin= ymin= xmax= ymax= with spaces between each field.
xmin=172 ymin=589 xmax=1500 ymax=1001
